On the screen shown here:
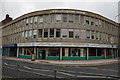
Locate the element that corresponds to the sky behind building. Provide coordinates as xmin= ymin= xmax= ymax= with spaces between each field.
xmin=0 ymin=0 xmax=120 ymax=22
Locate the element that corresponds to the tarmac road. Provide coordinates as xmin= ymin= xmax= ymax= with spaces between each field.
xmin=2 ymin=58 xmax=119 ymax=80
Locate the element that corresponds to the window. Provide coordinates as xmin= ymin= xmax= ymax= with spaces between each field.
xmin=69 ymin=29 xmax=73 ymax=38
xmin=33 ymin=30 xmax=37 ymax=38
xmin=48 ymin=48 xmax=59 ymax=56
xmin=80 ymin=15 xmax=84 ymax=24
xmin=39 ymin=15 xmax=43 ymax=23
xmin=50 ymin=28 xmax=54 ymax=38
xmin=56 ymin=14 xmax=61 ymax=22
xmin=86 ymin=17 xmax=89 ymax=25
xmin=34 ymin=16 xmax=38 ymax=24
xmin=61 ymin=29 xmax=68 ymax=38
xmin=29 ymin=30 xmax=32 ymax=37
xmin=44 ymin=29 xmax=48 ymax=38
xmin=91 ymin=18 xmax=94 ymax=25
xmin=91 ymin=30 xmax=95 ymax=39
xmin=75 ymin=14 xmax=79 ymax=23
xmin=74 ymin=29 xmax=80 ymax=38
xmin=81 ymin=30 xmax=86 ymax=39
xmin=96 ymin=31 xmax=99 ymax=40
xmin=56 ymin=29 xmax=60 ymax=38
xmin=99 ymin=32 xmax=102 ymax=40
xmin=69 ymin=14 xmax=74 ymax=23
xmin=22 ymin=32 xmax=24 ymax=38
xmin=63 ymin=14 xmax=67 ymax=22
xmin=30 ymin=17 xmax=33 ymax=24
xmin=26 ymin=18 xmax=29 ymax=25
xmin=44 ymin=15 xmax=49 ymax=23
xmin=38 ymin=29 xmax=42 ymax=38
xmin=25 ymin=31 xmax=28 ymax=39
xmin=50 ymin=14 xmax=55 ymax=23
xmin=95 ymin=18 xmax=98 ymax=26
xmin=99 ymin=20 xmax=102 ymax=26
xmin=86 ymin=30 xmax=90 ymax=39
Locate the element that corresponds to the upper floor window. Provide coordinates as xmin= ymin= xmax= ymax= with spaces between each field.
xmin=86 ymin=17 xmax=89 ymax=25
xmin=86 ymin=30 xmax=90 ymax=39
xmin=63 ymin=14 xmax=67 ymax=22
xmin=91 ymin=30 xmax=95 ymax=39
xmin=39 ymin=15 xmax=43 ymax=23
xmin=75 ymin=14 xmax=79 ymax=23
xmin=44 ymin=15 xmax=49 ymax=23
xmin=74 ymin=29 xmax=80 ymax=38
xmin=61 ymin=29 xmax=68 ymax=38
xmin=26 ymin=18 xmax=29 ymax=25
xmin=56 ymin=14 xmax=61 ymax=22
xmin=95 ymin=31 xmax=99 ymax=40
xmin=44 ymin=29 xmax=48 ymax=38
xmin=30 ymin=17 xmax=33 ymax=24
xmin=34 ymin=16 xmax=38 ymax=24
xmin=91 ymin=18 xmax=94 ymax=25
xmin=99 ymin=32 xmax=102 ymax=40
xmin=95 ymin=18 xmax=98 ymax=26
xmin=69 ymin=29 xmax=73 ymax=38
xmin=29 ymin=30 xmax=32 ymax=37
xmin=56 ymin=29 xmax=60 ymax=38
xmin=69 ymin=14 xmax=74 ymax=23
xmin=50 ymin=14 xmax=55 ymax=23
xmin=38 ymin=29 xmax=42 ymax=38
xmin=50 ymin=28 xmax=54 ymax=38
xmin=80 ymin=15 xmax=84 ymax=24
xmin=33 ymin=30 xmax=37 ymax=38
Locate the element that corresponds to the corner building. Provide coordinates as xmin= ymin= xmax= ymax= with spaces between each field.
xmin=2 ymin=9 xmax=119 ymax=60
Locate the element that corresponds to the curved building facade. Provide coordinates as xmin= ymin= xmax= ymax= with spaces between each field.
xmin=1 ymin=9 xmax=119 ymax=60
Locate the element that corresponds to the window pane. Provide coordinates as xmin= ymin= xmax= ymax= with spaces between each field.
xmin=44 ymin=29 xmax=48 ymax=38
xmin=63 ymin=14 xmax=67 ymax=22
xmin=38 ymin=29 xmax=42 ymax=38
xmin=56 ymin=29 xmax=60 ymax=38
xmin=50 ymin=28 xmax=54 ymax=38
xmin=56 ymin=14 xmax=61 ymax=22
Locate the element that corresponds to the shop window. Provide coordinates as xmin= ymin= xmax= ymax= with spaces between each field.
xmin=38 ymin=29 xmax=42 ymax=38
xmin=39 ymin=15 xmax=43 ymax=23
xmin=56 ymin=14 xmax=61 ymax=22
xmin=74 ymin=29 xmax=80 ymax=38
xmin=86 ymin=30 xmax=90 ymax=39
xmin=44 ymin=29 xmax=48 ymax=38
xmin=33 ymin=30 xmax=37 ymax=38
xmin=56 ymin=29 xmax=60 ymax=38
xmin=69 ymin=48 xmax=80 ymax=57
xmin=96 ymin=31 xmax=99 ymax=40
xmin=75 ymin=14 xmax=79 ymax=23
xmin=48 ymin=48 xmax=59 ymax=56
xmin=69 ymin=29 xmax=73 ymax=38
xmin=69 ymin=14 xmax=74 ymax=23
xmin=50 ymin=14 xmax=55 ymax=23
xmin=63 ymin=14 xmax=67 ymax=22
xmin=50 ymin=28 xmax=54 ymax=38
xmin=91 ymin=30 xmax=95 ymax=39
xmin=61 ymin=29 xmax=68 ymax=38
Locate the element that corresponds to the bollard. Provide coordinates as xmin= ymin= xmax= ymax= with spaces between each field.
xmin=17 ymin=65 xmax=19 ymax=79
xmin=54 ymin=70 xmax=57 ymax=79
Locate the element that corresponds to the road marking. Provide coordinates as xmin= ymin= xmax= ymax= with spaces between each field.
xmin=23 ymin=66 xmax=51 ymax=72
xmin=4 ymin=62 xmax=17 ymax=67
xmin=88 ymin=67 xmax=118 ymax=72
xmin=57 ymin=71 xmax=75 ymax=77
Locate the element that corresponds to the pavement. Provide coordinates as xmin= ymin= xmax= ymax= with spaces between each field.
xmin=2 ymin=56 xmax=118 ymax=66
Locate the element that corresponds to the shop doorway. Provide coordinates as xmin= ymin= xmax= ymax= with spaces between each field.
xmin=42 ymin=50 xmax=46 ymax=59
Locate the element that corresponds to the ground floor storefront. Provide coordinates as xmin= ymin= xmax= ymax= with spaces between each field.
xmin=2 ymin=42 xmax=118 ymax=60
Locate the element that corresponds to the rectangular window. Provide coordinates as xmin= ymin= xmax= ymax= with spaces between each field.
xmin=26 ymin=18 xmax=29 ymax=25
xmin=56 ymin=14 xmax=61 ymax=22
xmin=75 ymin=14 xmax=79 ymax=23
xmin=86 ymin=17 xmax=89 ymax=25
xmin=69 ymin=14 xmax=74 ymax=23
xmin=25 ymin=31 xmax=28 ymax=39
xmin=50 ymin=28 xmax=54 ymax=38
xmin=34 ymin=16 xmax=38 ymax=23
xmin=29 ymin=30 xmax=32 ymax=37
xmin=38 ymin=29 xmax=42 ymax=38
xmin=80 ymin=15 xmax=84 ymax=24
xmin=44 ymin=15 xmax=49 ymax=23
xmin=44 ymin=29 xmax=48 ymax=38
xmin=39 ymin=15 xmax=43 ymax=23
xmin=69 ymin=29 xmax=73 ymax=38
xmin=81 ymin=30 xmax=86 ymax=39
xmin=99 ymin=32 xmax=102 ymax=40
xmin=56 ymin=29 xmax=60 ymax=38
xmin=33 ymin=30 xmax=37 ymax=38
xmin=99 ymin=20 xmax=102 ymax=26
xmin=50 ymin=14 xmax=55 ymax=23
xmin=86 ymin=30 xmax=90 ymax=39
xmin=74 ymin=29 xmax=80 ymax=38
xmin=22 ymin=32 xmax=24 ymax=38
xmin=96 ymin=31 xmax=99 ymax=40
xmin=91 ymin=30 xmax=95 ymax=39
xmin=91 ymin=18 xmax=94 ymax=25
xmin=61 ymin=29 xmax=68 ymax=38
xmin=63 ymin=14 xmax=67 ymax=22
xmin=30 ymin=17 xmax=33 ymax=24
xmin=95 ymin=18 xmax=98 ymax=26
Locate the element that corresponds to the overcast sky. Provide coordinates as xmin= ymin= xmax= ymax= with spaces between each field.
xmin=0 ymin=0 xmax=120 ymax=22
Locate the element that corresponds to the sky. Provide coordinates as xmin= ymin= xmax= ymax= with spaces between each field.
xmin=0 ymin=0 xmax=120 ymax=22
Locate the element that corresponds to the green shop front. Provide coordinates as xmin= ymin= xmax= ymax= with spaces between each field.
xmin=17 ymin=42 xmax=118 ymax=60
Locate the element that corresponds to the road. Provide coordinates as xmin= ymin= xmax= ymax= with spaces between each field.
xmin=2 ymin=59 xmax=119 ymax=80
